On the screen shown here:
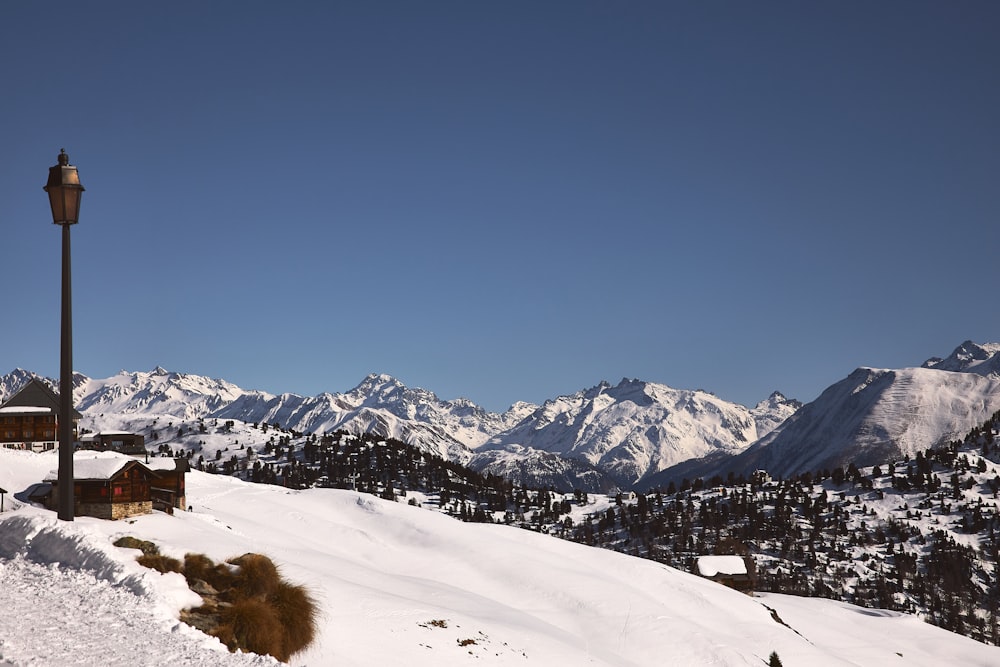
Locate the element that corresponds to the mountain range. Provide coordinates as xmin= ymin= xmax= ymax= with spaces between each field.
xmin=4 ymin=340 xmax=1000 ymax=491
xmin=646 ymin=341 xmax=1000 ymax=488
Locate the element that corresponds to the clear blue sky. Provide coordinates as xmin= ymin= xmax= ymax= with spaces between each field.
xmin=2 ymin=2 xmax=997 ymax=412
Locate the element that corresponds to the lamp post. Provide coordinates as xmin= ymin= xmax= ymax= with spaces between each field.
xmin=44 ymin=149 xmax=84 ymax=521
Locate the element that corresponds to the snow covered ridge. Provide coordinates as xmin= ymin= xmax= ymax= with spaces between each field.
xmin=657 ymin=367 xmax=1000 ymax=486
xmin=647 ymin=341 xmax=1000 ymax=486
xmin=5 ymin=339 xmax=1000 ymax=490
xmin=0 ymin=369 xmax=796 ymax=490
xmin=2 ymin=448 xmax=1000 ymax=666
xmin=923 ymin=340 xmax=1000 ymax=375
xmin=477 ymin=380 xmax=800 ymax=487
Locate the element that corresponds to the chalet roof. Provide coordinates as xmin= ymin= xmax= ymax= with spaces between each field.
xmin=145 ymin=457 xmax=189 ymax=473
xmin=44 ymin=452 xmax=158 ymax=483
xmin=696 ymin=555 xmax=748 ymax=577
xmin=1 ymin=377 xmax=82 ymax=419
xmin=80 ymin=431 xmax=143 ymax=442
xmin=0 ymin=406 xmax=51 ymax=415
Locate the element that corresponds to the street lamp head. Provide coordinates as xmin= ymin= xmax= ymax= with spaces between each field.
xmin=43 ymin=149 xmax=85 ymax=225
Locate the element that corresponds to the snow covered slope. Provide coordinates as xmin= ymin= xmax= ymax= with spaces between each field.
xmin=650 ymin=341 xmax=1000 ymax=485
xmin=738 ymin=365 xmax=1000 ymax=476
xmin=1 ymin=448 xmax=998 ymax=666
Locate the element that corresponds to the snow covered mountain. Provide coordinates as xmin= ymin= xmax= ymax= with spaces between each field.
xmin=209 ymin=373 xmax=533 ymax=464
xmin=0 ymin=368 xmax=42 ymax=401
xmin=475 ymin=378 xmax=791 ymax=488
xmin=647 ymin=341 xmax=1000 ymax=486
xmin=73 ymin=367 xmax=255 ymax=420
xmin=468 ymin=445 xmax=618 ymax=493
xmin=20 ymin=341 xmax=1000 ymax=493
xmin=5 ymin=369 xmax=531 ymax=464
xmin=8 ymin=340 xmax=1000 ymax=493
xmin=0 ymin=369 xmax=790 ymax=491
xmin=749 ymin=391 xmax=802 ymax=438
xmin=922 ymin=340 xmax=1000 ymax=375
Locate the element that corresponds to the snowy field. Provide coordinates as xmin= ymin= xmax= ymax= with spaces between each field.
xmin=2 ymin=448 xmax=999 ymax=666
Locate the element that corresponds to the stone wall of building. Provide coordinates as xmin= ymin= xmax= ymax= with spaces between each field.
xmin=75 ymin=501 xmax=152 ymax=521
xmin=110 ymin=500 xmax=152 ymax=520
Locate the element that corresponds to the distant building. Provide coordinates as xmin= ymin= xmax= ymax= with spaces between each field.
xmin=0 ymin=378 xmax=81 ymax=452
xmin=80 ymin=431 xmax=146 ymax=456
xmin=695 ymin=555 xmax=755 ymax=594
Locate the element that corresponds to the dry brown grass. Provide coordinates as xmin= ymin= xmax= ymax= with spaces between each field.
xmin=268 ymin=577 xmax=319 ymax=657
xmin=124 ymin=540 xmax=318 ymax=662
xmin=184 ymin=552 xmax=236 ymax=593
xmin=229 ymin=553 xmax=281 ymax=599
xmin=215 ymin=597 xmax=287 ymax=661
xmin=182 ymin=552 xmax=215 ymax=581
xmin=136 ymin=552 xmax=183 ymax=574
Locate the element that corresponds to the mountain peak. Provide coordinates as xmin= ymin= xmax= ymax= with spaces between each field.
xmin=750 ymin=391 xmax=802 ymax=441
xmin=922 ymin=341 xmax=1000 ymax=376
xmin=355 ymin=373 xmax=403 ymax=389
xmin=754 ymin=391 xmax=799 ymax=409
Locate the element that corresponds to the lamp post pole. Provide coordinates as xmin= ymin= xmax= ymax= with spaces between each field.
xmin=58 ymin=214 xmax=73 ymax=520
xmin=44 ymin=149 xmax=84 ymax=521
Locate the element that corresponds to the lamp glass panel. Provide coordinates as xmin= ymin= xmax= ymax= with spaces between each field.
xmin=48 ymin=187 xmax=81 ymax=224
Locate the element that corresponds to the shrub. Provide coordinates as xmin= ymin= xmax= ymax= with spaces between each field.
xmin=184 ymin=552 xmax=235 ymax=593
xmin=130 ymin=542 xmax=318 ymax=662
xmin=137 ymin=553 xmax=183 ymax=574
xmin=216 ymin=597 xmax=287 ymax=661
xmin=182 ymin=552 xmax=214 ymax=580
xmin=229 ymin=553 xmax=281 ymax=599
xmin=268 ymin=578 xmax=319 ymax=657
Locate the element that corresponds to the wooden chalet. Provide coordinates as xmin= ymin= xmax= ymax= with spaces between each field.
xmin=695 ymin=555 xmax=755 ymax=594
xmin=146 ymin=456 xmax=189 ymax=512
xmin=80 ymin=431 xmax=147 ymax=456
xmin=0 ymin=378 xmax=81 ymax=452
xmin=42 ymin=453 xmax=187 ymax=520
